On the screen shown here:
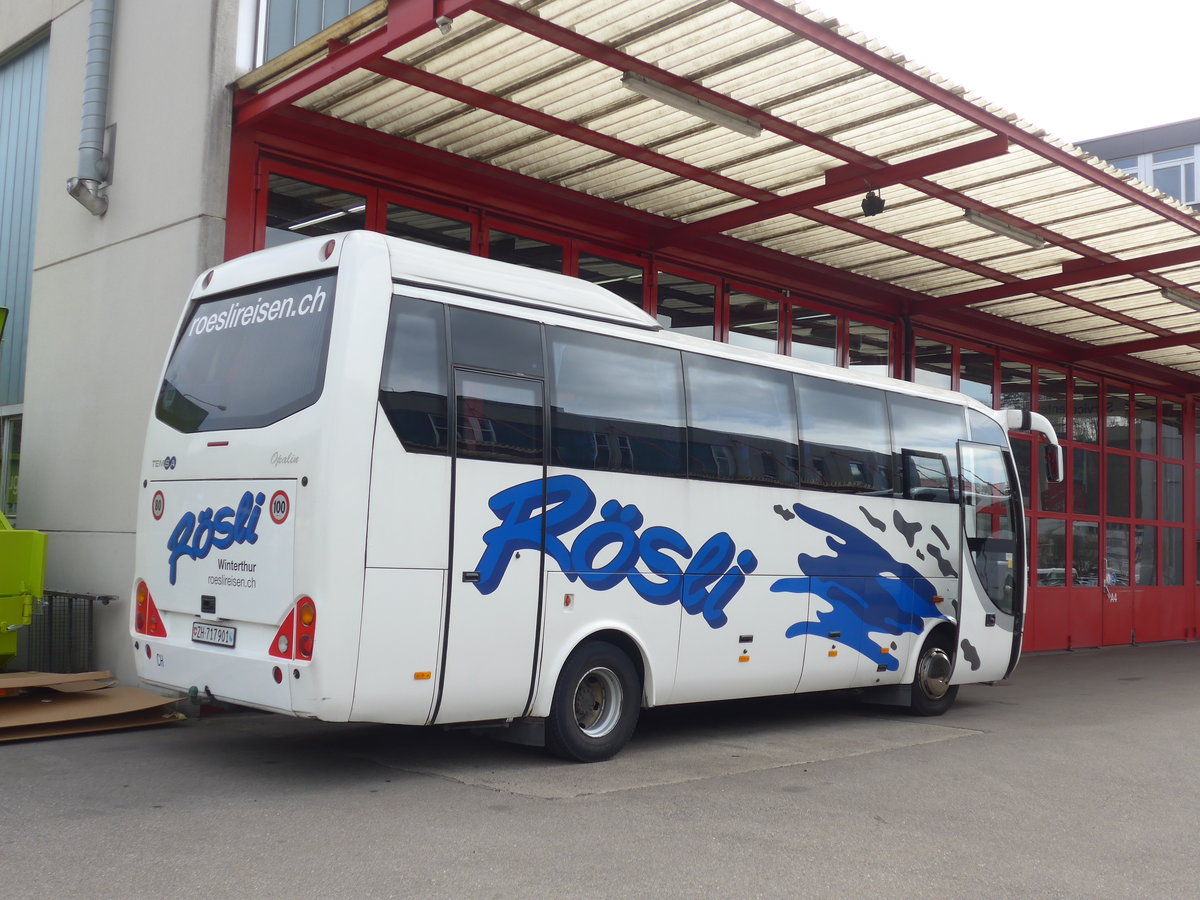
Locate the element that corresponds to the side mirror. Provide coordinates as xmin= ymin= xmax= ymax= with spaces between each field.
xmin=1043 ymin=443 xmax=1064 ymax=484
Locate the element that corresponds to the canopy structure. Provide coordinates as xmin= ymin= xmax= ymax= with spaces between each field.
xmin=234 ymin=0 xmax=1200 ymax=392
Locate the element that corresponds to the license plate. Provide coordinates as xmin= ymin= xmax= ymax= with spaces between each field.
xmin=191 ymin=621 xmax=236 ymax=648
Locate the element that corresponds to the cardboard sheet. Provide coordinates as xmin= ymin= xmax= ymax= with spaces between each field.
xmin=0 ymin=706 xmax=184 ymax=742
xmin=0 ymin=670 xmax=114 ymax=690
xmin=45 ymin=679 xmax=118 ymax=693
xmin=1 ymin=685 xmax=177 ymax=728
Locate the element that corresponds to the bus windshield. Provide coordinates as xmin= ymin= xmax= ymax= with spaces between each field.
xmin=155 ymin=272 xmax=337 ymax=433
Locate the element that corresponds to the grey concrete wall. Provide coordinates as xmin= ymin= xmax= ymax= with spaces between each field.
xmin=18 ymin=0 xmax=244 ymax=683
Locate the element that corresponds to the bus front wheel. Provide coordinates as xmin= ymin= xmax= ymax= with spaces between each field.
xmin=546 ymin=641 xmax=640 ymax=762
xmin=910 ymin=639 xmax=958 ymax=716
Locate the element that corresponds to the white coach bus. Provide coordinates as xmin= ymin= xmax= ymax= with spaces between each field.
xmin=133 ymin=231 xmax=1061 ymax=761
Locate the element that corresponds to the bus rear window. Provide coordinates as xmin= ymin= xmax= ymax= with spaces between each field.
xmin=156 ymin=273 xmax=337 ymax=432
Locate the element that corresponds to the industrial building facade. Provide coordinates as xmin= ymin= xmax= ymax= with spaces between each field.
xmin=4 ymin=0 xmax=1200 ymax=683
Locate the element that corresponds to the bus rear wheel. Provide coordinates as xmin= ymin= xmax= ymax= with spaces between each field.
xmin=910 ymin=639 xmax=958 ymax=716
xmin=546 ymin=641 xmax=640 ymax=763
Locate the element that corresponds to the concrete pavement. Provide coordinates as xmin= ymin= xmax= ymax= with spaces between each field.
xmin=5 ymin=642 xmax=1199 ymax=898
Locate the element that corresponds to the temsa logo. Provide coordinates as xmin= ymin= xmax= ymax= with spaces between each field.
xmin=166 ymin=491 xmax=266 ymax=584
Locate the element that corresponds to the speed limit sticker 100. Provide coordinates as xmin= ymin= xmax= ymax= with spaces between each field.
xmin=269 ymin=490 xmax=290 ymax=525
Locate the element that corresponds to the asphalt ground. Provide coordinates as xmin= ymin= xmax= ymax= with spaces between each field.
xmin=5 ymin=642 xmax=1199 ymax=899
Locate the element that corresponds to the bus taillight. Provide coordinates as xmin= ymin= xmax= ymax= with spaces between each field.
xmin=296 ymin=597 xmax=316 ymax=659
xmin=134 ymin=580 xmax=168 ymax=637
xmin=269 ymin=609 xmax=296 ymax=660
xmin=267 ymin=597 xmax=317 ymax=661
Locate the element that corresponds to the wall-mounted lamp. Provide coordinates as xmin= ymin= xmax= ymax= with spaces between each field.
xmin=962 ymin=209 xmax=1046 ymax=249
xmin=861 ymin=189 xmax=885 ymax=216
xmin=620 ymin=72 xmax=762 ymax=137
xmin=1161 ymin=287 xmax=1200 ymax=311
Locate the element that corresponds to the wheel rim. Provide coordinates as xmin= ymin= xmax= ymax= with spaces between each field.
xmin=916 ymin=647 xmax=953 ymax=700
xmin=573 ymin=665 xmax=623 ymax=738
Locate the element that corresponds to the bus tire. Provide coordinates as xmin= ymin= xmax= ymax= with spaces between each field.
xmin=909 ymin=638 xmax=958 ymax=717
xmin=546 ymin=640 xmax=640 ymax=763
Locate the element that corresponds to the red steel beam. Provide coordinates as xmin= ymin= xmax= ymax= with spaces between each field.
xmin=731 ymin=0 xmax=1200 ymax=237
xmin=660 ymin=136 xmax=1009 ymax=246
xmin=234 ymin=0 xmax=486 ymax=128
xmin=919 ymin=245 xmax=1200 ymax=312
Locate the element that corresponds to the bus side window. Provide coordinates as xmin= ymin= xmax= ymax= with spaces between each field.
xmin=795 ymin=375 xmax=893 ymax=494
xmin=888 ymin=394 xmax=966 ymax=503
xmin=379 ymin=296 xmax=450 ymax=454
xmin=450 ymin=306 xmax=544 ymax=377
xmin=684 ymin=354 xmax=799 ymax=487
xmin=969 ymin=409 xmax=1007 ymax=446
xmin=548 ymin=328 xmax=685 ymax=477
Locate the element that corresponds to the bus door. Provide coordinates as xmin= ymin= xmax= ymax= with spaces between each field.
xmin=954 ymin=441 xmax=1024 ymax=684
xmin=434 ymin=369 xmax=546 ymax=724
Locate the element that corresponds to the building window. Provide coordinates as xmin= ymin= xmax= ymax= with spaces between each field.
xmin=1072 ymin=522 xmax=1100 ymax=587
xmin=959 ymin=349 xmax=994 ymax=407
xmin=1038 ymin=368 xmax=1068 ymax=440
xmin=386 ymin=205 xmax=472 ymax=252
xmin=789 ymin=305 xmax=838 ymax=365
xmin=1151 ymin=147 xmax=1197 ymax=205
xmin=727 ymin=290 xmax=780 ymax=353
xmin=261 ymin=0 xmax=376 ymax=63
xmin=1037 ymin=519 xmax=1067 ymax=586
xmin=914 ymin=338 xmax=952 ymax=389
xmin=1073 ymin=378 xmax=1099 ymax=444
xmin=577 ymin=254 xmax=644 ymax=308
xmin=487 ymin=230 xmax=563 ymax=273
xmin=656 ymin=272 xmax=716 ymax=340
xmin=847 ymin=321 xmax=890 ymax=375
xmin=1110 ymin=147 xmax=1198 ymax=207
xmin=1000 ymin=360 xmax=1032 ymax=410
xmin=266 ymin=174 xmax=366 ymax=246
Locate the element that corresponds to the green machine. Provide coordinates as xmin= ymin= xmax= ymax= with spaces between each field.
xmin=0 ymin=307 xmax=48 ymax=668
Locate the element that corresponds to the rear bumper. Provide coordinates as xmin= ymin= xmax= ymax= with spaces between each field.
xmin=134 ymin=635 xmax=296 ymax=715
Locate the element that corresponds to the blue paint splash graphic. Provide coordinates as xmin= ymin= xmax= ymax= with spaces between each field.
xmin=771 ymin=504 xmax=946 ymax=670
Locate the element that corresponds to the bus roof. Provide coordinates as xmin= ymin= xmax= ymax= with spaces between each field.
xmin=385 ymin=234 xmax=660 ymax=332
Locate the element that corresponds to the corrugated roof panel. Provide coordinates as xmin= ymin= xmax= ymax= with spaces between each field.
xmin=1074 ymin=282 xmax=1156 ymax=305
xmin=972 ymin=297 xmax=1056 ymax=316
xmin=758 ymin=223 xmax=882 ymax=258
xmin=809 ymin=245 xmax=915 ymax=272
xmin=1133 ymin=348 xmax=1200 ymax=367
xmin=852 ymin=254 xmax=942 ymax=280
xmin=1037 ymin=319 xmax=1128 ymax=341
xmin=1096 ymin=295 xmax=1175 ymax=317
xmin=891 ymin=268 xmax=997 ymax=293
xmin=895 ymin=273 xmax=997 ymax=295
xmin=1084 ymin=226 xmax=1200 ymax=258
xmin=1066 ymin=324 xmax=1150 ymax=344
xmin=1141 ymin=313 xmax=1200 ymax=332
xmin=942 ymin=164 xmax=1072 ymax=206
xmin=1003 ymin=306 xmax=1094 ymax=328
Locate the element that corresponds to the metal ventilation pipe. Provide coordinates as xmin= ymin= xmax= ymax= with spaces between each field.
xmin=66 ymin=0 xmax=115 ymax=216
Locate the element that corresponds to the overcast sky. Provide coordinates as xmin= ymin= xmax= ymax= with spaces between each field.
xmin=810 ymin=0 xmax=1196 ymax=144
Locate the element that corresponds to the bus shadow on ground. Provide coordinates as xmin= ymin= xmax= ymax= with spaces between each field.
xmin=182 ymin=690 xmax=977 ymax=799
